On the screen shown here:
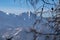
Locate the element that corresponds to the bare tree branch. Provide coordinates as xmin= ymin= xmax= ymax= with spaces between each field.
xmin=42 ymin=0 xmax=55 ymax=5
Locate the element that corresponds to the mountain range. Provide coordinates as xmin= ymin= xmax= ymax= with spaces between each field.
xmin=0 ymin=11 xmax=55 ymax=40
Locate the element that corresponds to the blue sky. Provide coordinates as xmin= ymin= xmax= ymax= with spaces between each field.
xmin=0 ymin=0 xmax=44 ymax=14
xmin=0 ymin=0 xmax=57 ymax=15
xmin=0 ymin=0 xmax=31 ymax=14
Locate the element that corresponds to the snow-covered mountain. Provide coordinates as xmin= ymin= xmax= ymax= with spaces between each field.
xmin=0 ymin=11 xmax=36 ymax=40
xmin=0 ymin=11 xmax=55 ymax=40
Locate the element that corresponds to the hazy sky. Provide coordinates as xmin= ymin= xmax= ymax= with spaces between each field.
xmin=0 ymin=0 xmax=45 ymax=14
xmin=0 ymin=0 xmax=31 ymax=14
xmin=0 ymin=0 xmax=57 ymax=15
